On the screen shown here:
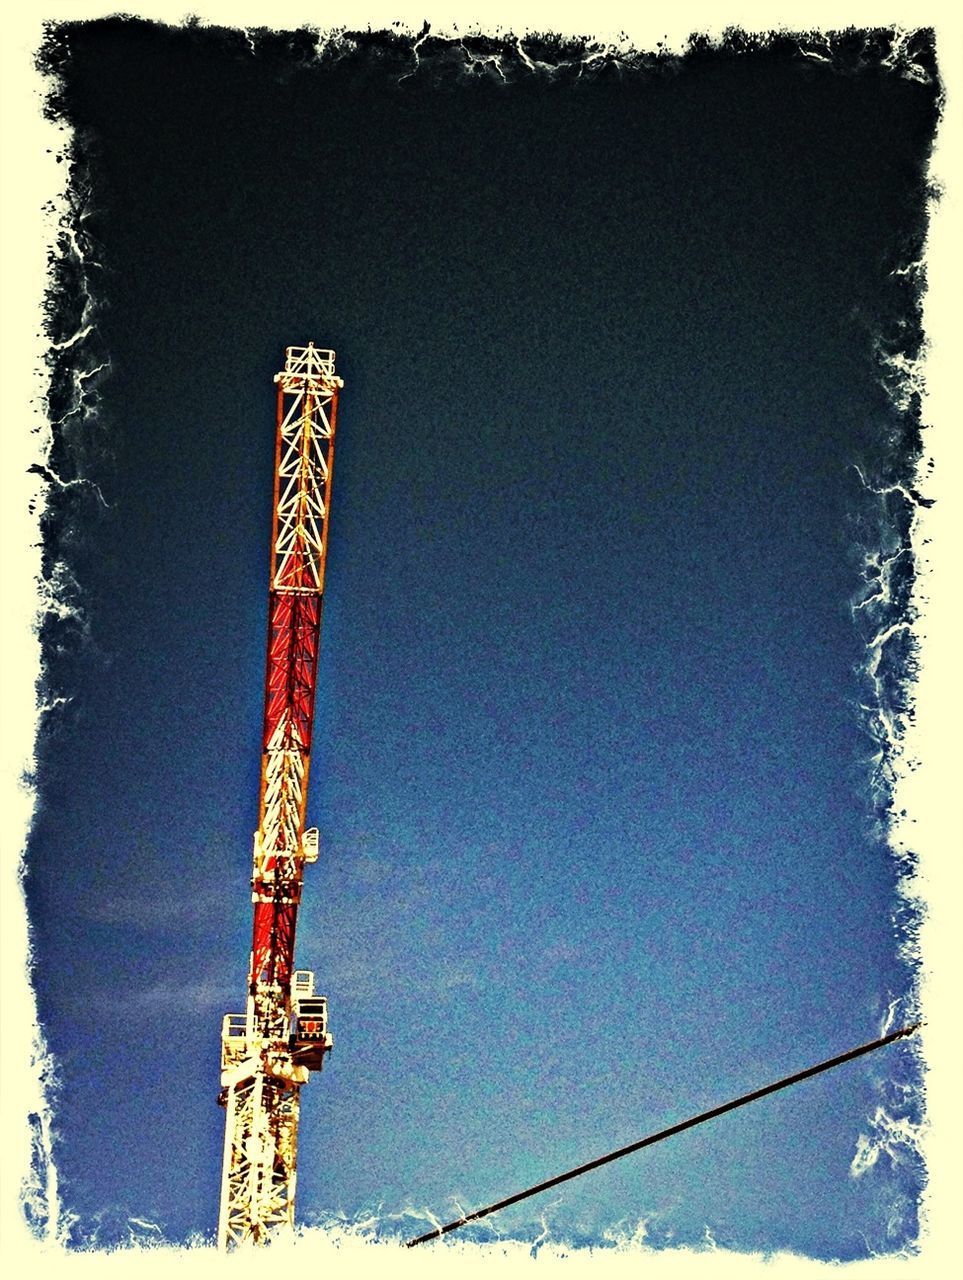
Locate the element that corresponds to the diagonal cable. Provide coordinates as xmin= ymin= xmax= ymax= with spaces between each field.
xmin=406 ymin=1022 xmax=921 ymax=1247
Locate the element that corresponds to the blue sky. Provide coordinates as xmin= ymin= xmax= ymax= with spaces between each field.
xmin=23 ymin=20 xmax=937 ymax=1259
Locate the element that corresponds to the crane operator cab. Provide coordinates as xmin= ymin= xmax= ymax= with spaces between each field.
xmin=290 ymin=969 xmax=334 ymax=1072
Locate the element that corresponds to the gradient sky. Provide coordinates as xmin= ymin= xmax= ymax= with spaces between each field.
xmin=26 ymin=20 xmax=938 ymax=1259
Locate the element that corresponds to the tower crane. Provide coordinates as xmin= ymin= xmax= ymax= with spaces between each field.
xmin=216 ymin=344 xmax=343 ymax=1249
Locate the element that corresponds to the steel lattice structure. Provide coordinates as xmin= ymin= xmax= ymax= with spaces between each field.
xmin=217 ymin=345 xmax=343 ymax=1249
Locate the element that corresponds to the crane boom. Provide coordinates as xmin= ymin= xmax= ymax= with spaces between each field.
xmin=217 ymin=344 xmax=343 ymax=1249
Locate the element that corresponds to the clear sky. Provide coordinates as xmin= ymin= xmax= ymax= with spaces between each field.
xmin=25 ymin=19 xmax=938 ymax=1260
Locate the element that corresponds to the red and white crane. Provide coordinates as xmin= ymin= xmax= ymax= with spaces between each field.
xmin=217 ymin=344 xmax=343 ymax=1249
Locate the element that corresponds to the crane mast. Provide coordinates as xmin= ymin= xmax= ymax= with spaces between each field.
xmin=217 ymin=344 xmax=343 ymax=1249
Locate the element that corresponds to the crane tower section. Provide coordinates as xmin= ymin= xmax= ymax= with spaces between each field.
xmin=217 ymin=344 xmax=343 ymax=1250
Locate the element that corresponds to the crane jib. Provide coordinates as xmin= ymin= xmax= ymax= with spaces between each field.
xmin=218 ymin=345 xmax=342 ymax=1252
xmin=262 ymin=590 xmax=323 ymax=754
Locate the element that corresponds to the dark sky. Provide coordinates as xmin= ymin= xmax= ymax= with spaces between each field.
xmin=27 ymin=20 xmax=938 ymax=1259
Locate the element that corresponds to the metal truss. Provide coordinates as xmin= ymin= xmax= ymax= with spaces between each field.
xmin=217 ymin=345 xmax=342 ymax=1249
xmin=251 ymin=713 xmax=307 ymax=995
xmin=271 ymin=345 xmax=340 ymax=595
xmin=217 ymin=1053 xmax=302 ymax=1250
